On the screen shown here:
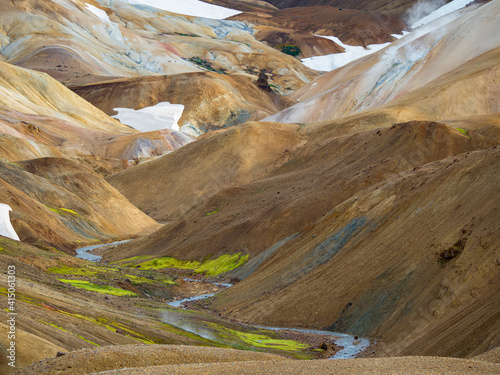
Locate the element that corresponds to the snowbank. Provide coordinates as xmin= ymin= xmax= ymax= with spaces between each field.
xmin=121 ymin=0 xmax=241 ymax=19
xmin=112 ymin=102 xmax=185 ymax=132
xmin=0 ymin=203 xmax=20 ymax=241
xmin=85 ymin=4 xmax=111 ymax=23
xmin=412 ymin=0 xmax=475 ymax=28
xmin=301 ymin=36 xmax=391 ymax=71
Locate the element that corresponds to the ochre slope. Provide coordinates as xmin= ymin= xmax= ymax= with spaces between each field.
xmin=208 ymin=146 xmax=500 ymax=358
xmin=103 ymin=118 xmax=500 ymax=262
xmin=70 ymin=72 xmax=295 ymax=134
xmin=268 ymin=1 xmax=499 ymax=124
xmin=106 ymin=122 xmax=303 ymax=221
xmin=0 ymin=61 xmax=131 ymax=134
xmin=0 ymin=158 xmax=160 ymax=251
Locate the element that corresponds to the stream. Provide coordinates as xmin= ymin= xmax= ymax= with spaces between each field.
xmin=76 ymin=242 xmax=370 ymax=359
xmin=75 ymin=239 xmax=132 ymax=261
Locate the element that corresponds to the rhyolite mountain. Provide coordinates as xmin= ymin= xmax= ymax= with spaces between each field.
xmin=0 ymin=0 xmax=499 ymax=373
xmin=104 ymin=0 xmax=500 ymax=360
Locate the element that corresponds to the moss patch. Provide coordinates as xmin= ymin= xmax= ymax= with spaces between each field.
xmin=48 ymin=266 xmax=98 ymax=276
xmin=195 ymin=254 xmax=248 ymax=276
xmin=134 ymin=253 xmax=248 ymax=276
xmin=58 ymin=279 xmax=137 ymax=296
xmin=229 ymin=329 xmax=309 ymax=351
xmin=44 ymin=205 xmax=80 ymax=217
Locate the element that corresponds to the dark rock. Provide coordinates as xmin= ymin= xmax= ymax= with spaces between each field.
xmin=56 ymin=351 xmax=66 ymax=357
xmin=319 ymin=342 xmax=328 ymax=350
xmin=116 ymin=328 xmax=124 ymax=334
xmin=257 ymin=70 xmax=272 ymax=92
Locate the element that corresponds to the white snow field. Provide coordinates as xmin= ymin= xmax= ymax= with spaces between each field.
xmin=85 ymin=3 xmax=111 ymax=22
xmin=0 ymin=203 xmax=20 ymax=241
xmin=411 ymin=0 xmax=476 ymax=28
xmin=301 ymin=36 xmax=391 ymax=71
xmin=121 ymin=0 xmax=241 ymax=19
xmin=112 ymin=102 xmax=185 ymax=132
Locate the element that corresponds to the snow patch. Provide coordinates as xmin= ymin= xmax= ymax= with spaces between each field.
xmin=112 ymin=102 xmax=185 ymax=132
xmin=85 ymin=4 xmax=111 ymax=23
xmin=0 ymin=203 xmax=20 ymax=241
xmin=121 ymin=0 xmax=241 ymax=19
xmin=391 ymin=31 xmax=410 ymax=39
xmin=411 ymin=0 xmax=475 ymax=28
xmin=301 ymin=36 xmax=391 ymax=71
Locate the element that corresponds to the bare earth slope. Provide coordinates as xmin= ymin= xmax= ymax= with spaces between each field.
xmin=70 ymin=72 xmax=295 ymax=134
xmin=268 ymin=1 xmax=500 ymax=124
xmin=0 ymin=158 xmax=160 ymax=251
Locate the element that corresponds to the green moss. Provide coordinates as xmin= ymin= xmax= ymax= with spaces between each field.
xmin=44 ymin=205 xmax=80 ymax=217
xmin=58 ymin=279 xmax=137 ymax=296
xmin=456 ymin=128 xmax=469 ymax=136
xmin=274 ymin=44 xmax=301 ymax=57
xmin=205 ymin=209 xmax=219 ymax=216
xmin=111 ymin=255 xmax=154 ymax=265
xmin=135 ymin=253 xmax=248 ymax=276
xmin=49 ymin=323 xmax=68 ymax=332
xmin=229 ymin=329 xmax=308 ymax=351
xmin=76 ymin=334 xmax=100 ymax=346
xmin=137 ymin=257 xmax=200 ymax=271
xmin=195 ymin=253 xmax=248 ymax=276
xmin=48 ymin=266 xmax=98 ymax=276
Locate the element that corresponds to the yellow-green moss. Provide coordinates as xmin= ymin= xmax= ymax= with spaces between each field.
xmin=58 ymin=279 xmax=137 ymax=296
xmin=44 ymin=205 xmax=80 ymax=217
xmin=195 ymin=254 xmax=248 ymax=276
xmin=135 ymin=253 xmax=248 ymax=276
xmin=48 ymin=266 xmax=98 ymax=276
xmin=228 ymin=329 xmax=309 ymax=351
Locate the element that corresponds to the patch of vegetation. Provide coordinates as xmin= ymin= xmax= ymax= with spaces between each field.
xmin=195 ymin=253 xmax=248 ymax=276
xmin=135 ymin=253 xmax=248 ymax=276
xmin=456 ymin=128 xmax=469 ymax=136
xmin=274 ymin=44 xmax=301 ymax=57
xmin=187 ymin=57 xmax=226 ymax=74
xmin=48 ymin=266 xmax=98 ymax=277
xmin=229 ymin=329 xmax=309 ymax=351
xmin=44 ymin=205 xmax=80 ymax=217
xmin=111 ymin=255 xmax=154 ymax=266
xmin=136 ymin=258 xmax=200 ymax=271
xmin=58 ymin=279 xmax=137 ymax=296
xmin=175 ymin=32 xmax=200 ymax=37
xmin=205 ymin=209 xmax=219 ymax=216
xmin=76 ymin=334 xmax=100 ymax=346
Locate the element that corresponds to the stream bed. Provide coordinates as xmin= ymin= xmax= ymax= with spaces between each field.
xmin=75 ymin=242 xmax=370 ymax=359
xmin=75 ymin=239 xmax=132 ymax=261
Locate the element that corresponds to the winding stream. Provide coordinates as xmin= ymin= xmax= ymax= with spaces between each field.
xmin=76 ymin=242 xmax=370 ymax=359
xmin=75 ymin=239 xmax=132 ymax=261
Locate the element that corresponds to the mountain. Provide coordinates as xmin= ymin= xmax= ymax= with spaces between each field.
xmin=0 ymin=0 xmax=499 ymax=372
xmin=102 ymin=0 xmax=500 ymax=359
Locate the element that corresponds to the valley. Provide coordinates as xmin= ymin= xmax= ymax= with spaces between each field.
xmin=0 ymin=0 xmax=499 ymax=373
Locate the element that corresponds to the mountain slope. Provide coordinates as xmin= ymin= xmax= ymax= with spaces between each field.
xmin=0 ymin=158 xmax=160 ymax=251
xmin=70 ymin=72 xmax=295 ymax=135
xmin=267 ymin=0 xmax=499 ymax=124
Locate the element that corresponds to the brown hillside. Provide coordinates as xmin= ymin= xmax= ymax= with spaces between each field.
xmin=70 ymin=72 xmax=295 ymax=135
xmin=103 ymin=117 xmax=500 ymax=262
xmin=106 ymin=122 xmax=303 ymax=221
xmin=208 ymin=146 xmax=500 ymax=358
xmin=0 ymin=158 xmax=159 ymax=251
